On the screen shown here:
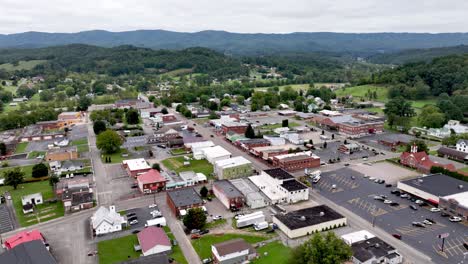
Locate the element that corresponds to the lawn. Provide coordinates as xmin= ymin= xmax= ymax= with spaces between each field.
xmin=261 ymin=121 xmax=300 ymax=130
xmin=15 ymin=142 xmax=29 ymax=154
xmin=335 ymin=85 xmax=388 ymax=102
xmin=192 ymin=234 xmax=269 ymax=260
xmin=0 ymin=164 xmax=37 ymax=180
xmin=252 ymin=241 xmax=292 ymax=264
xmin=0 ymin=180 xmax=64 ymax=227
xmin=101 ymin=148 xmax=130 ymax=164
xmin=364 ymin=107 xmax=384 ymax=114
xmin=411 ymin=99 xmax=437 ymax=109
xmin=28 ymin=151 xmax=46 ymax=159
xmin=162 ymin=156 xmax=213 ymax=179
xmin=97 ymin=234 xmax=140 ymax=264
xmin=0 ymin=60 xmax=46 ymax=71
xmin=459 ymin=167 xmax=468 ymax=173
xmin=71 ymin=138 xmax=88 ymax=146
xmin=205 ymin=219 xmax=227 ymax=229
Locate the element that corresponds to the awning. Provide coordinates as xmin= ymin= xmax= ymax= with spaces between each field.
xmin=427 ymin=198 xmax=439 ymax=205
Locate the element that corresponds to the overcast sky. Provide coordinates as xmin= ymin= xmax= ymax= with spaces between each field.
xmin=0 ymin=0 xmax=467 ymax=34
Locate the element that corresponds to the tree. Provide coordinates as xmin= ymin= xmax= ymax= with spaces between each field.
xmin=405 ymin=140 xmax=429 ymax=154
xmin=161 ymin=108 xmax=168 ymax=114
xmin=288 ymin=232 xmax=352 ymax=264
xmin=77 ymin=96 xmax=92 ymax=111
xmin=417 ymin=105 xmax=445 ymax=128
xmin=0 ymin=142 xmax=6 ymax=156
xmin=3 ymin=168 xmax=24 ymax=190
xmin=384 ymin=97 xmax=415 ymax=118
xmin=40 ymin=90 xmax=55 ymax=101
xmin=200 ymin=186 xmax=209 ymax=198
xmin=323 ymin=141 xmax=327 ymax=149
xmin=49 ymin=175 xmax=59 ymax=187
xmin=183 ymin=208 xmax=207 ymax=231
xmin=32 ymin=163 xmax=48 ymax=178
xmin=245 ymin=124 xmax=256 ymax=139
xmin=126 ymin=108 xmax=140 ymax=124
xmin=93 ymin=120 xmax=107 ymax=135
xmin=152 ymin=163 xmax=161 ymax=172
xmin=97 ymin=130 xmax=122 ymax=154
xmin=282 ymin=119 xmax=289 ymax=127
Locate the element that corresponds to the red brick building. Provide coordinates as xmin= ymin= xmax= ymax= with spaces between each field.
xmin=312 ymin=114 xmax=384 ymax=138
xmin=162 ymin=114 xmax=177 ymax=123
xmin=272 ymin=151 xmax=320 ymax=171
xmin=213 ymin=180 xmax=245 ymax=210
xmin=166 ymin=187 xmax=204 ymax=217
xmin=237 ymin=138 xmax=270 ymax=150
xmin=400 ymin=148 xmax=456 ymax=174
xmin=122 ymin=158 xmax=151 ymax=178
xmin=221 ymin=122 xmax=248 ymax=135
xmin=137 ymin=169 xmax=167 ymax=194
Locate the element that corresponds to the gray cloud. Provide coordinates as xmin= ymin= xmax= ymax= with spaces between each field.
xmin=0 ymin=0 xmax=466 ymax=34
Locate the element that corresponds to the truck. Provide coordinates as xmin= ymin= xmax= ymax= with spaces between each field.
xmin=253 ymin=221 xmax=269 ymax=231
xmin=236 ymin=211 xmax=265 ymax=228
xmin=145 ymin=217 xmax=167 ymax=227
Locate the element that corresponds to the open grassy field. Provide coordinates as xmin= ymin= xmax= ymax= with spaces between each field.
xmin=72 ymin=138 xmax=89 ymax=153
xmin=162 ymin=156 xmax=214 ymax=178
xmin=97 ymin=234 xmax=140 ymax=264
xmin=0 ymin=164 xmax=39 ymax=180
xmin=15 ymin=142 xmax=29 ymax=154
xmin=101 ymin=148 xmax=131 ymax=164
xmin=252 ymin=241 xmax=292 ymax=264
xmin=0 ymin=180 xmax=64 ymax=227
xmin=261 ymin=121 xmax=300 ymax=130
xmin=411 ymin=99 xmax=438 ymax=109
xmin=192 ymin=234 xmax=269 ymax=260
xmin=0 ymin=60 xmax=46 ymax=71
xmin=335 ymin=85 xmax=388 ymax=102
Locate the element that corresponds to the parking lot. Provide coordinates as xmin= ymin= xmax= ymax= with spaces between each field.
xmin=124 ymin=206 xmax=158 ymax=230
xmin=0 ymin=204 xmax=15 ymax=234
xmin=123 ymin=136 xmax=149 ymax=149
xmin=314 ymin=168 xmax=468 ymax=264
xmin=104 ymin=164 xmax=140 ymax=200
xmin=313 ymin=141 xmax=377 ymax=164
xmin=68 ymin=124 xmax=88 ymax=141
xmin=350 ymin=162 xmax=419 ymax=184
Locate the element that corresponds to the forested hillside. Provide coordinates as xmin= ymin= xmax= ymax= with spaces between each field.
xmin=369 ymin=45 xmax=468 ymax=64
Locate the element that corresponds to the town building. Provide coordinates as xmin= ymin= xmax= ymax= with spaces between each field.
xmin=62 ymin=186 xmax=93 ymax=212
xmin=437 ymin=146 xmax=468 ymax=162
xmin=21 ymin=193 xmax=43 ymax=214
xmin=140 ymin=108 xmax=162 ymax=119
xmin=221 ymin=122 xmax=248 ymax=135
xmin=0 ymin=240 xmax=56 ymax=264
xmin=137 ymin=169 xmax=167 ymax=194
xmin=278 ymin=110 xmax=297 ymax=116
xmin=249 ymin=168 xmax=309 ymax=204
xmin=236 ymin=138 xmax=270 ymax=150
xmin=4 ymin=230 xmax=47 ymax=249
xmin=211 ymin=238 xmax=257 ymax=264
xmin=400 ymin=146 xmax=455 ymax=174
xmin=250 ymin=144 xmax=296 ymax=160
xmin=45 ymin=148 xmax=78 ymax=162
xmin=122 ymin=158 xmax=151 ymax=177
xmin=439 ymin=192 xmax=468 ymax=220
xmin=339 ymin=143 xmax=361 ymax=154
xmin=348 ymin=235 xmax=402 ymax=264
xmin=444 ymin=120 xmax=468 ymax=134
xmin=178 ymin=171 xmax=208 ymax=186
xmin=91 ymin=206 xmax=126 ymax=236
xmin=397 ymin=173 xmax=468 ymax=211
xmin=214 ymin=156 xmax=253 ymax=180
xmin=166 ymin=187 xmax=204 ymax=217
xmin=186 ymin=140 xmax=215 ymax=152
xmin=194 ymin=145 xmax=231 ymax=164
xmin=230 ymin=178 xmax=270 ymax=209
xmin=263 ymin=135 xmax=287 ymax=146
xmin=213 ymin=180 xmax=245 ymax=210
xmin=57 ymin=112 xmax=85 ymax=127
xmin=49 ymin=160 xmax=85 ymax=176
xmin=18 ymin=124 xmax=66 ymax=142
xmin=137 ymin=227 xmax=171 ymax=256
xmin=312 ymin=114 xmax=384 ymax=138
xmin=271 ymin=151 xmax=320 ymax=172
xmin=273 ymin=205 xmax=347 ymax=239
xmin=376 ymin=133 xmax=413 ymax=150
xmin=456 ymin=139 xmax=468 ymax=153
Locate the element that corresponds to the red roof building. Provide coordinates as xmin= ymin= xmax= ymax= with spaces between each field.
xmin=4 ymin=230 xmax=45 ymax=249
xmin=400 ymin=151 xmax=456 ymax=174
xmin=137 ymin=227 xmax=171 ymax=256
xmin=137 ymin=169 xmax=167 ymax=194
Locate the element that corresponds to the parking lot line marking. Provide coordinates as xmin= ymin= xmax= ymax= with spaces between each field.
xmin=433 ymin=244 xmax=448 ymax=259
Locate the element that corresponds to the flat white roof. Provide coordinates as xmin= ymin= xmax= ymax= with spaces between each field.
xmin=203 ymin=146 xmax=231 ymax=159
xmin=249 ymin=175 xmax=286 ymax=202
xmin=443 ymin=191 xmax=468 ymax=207
xmin=341 ymin=230 xmax=375 ymax=245
xmin=274 ymin=151 xmax=319 ymax=160
xmin=251 ymin=144 xmax=297 ymax=152
xmin=122 ymin=158 xmax=151 ymax=171
xmin=215 ymin=156 xmax=251 ymax=169
xmin=185 ymin=140 xmax=214 ymax=149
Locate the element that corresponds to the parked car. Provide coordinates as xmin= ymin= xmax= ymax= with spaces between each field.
xmin=390 ymin=202 xmax=400 ymax=207
xmin=430 ymin=208 xmax=441 ymax=212
xmin=400 ymin=193 xmax=409 ymax=198
xmin=369 ymin=177 xmax=376 ymax=181
xmin=378 ymin=179 xmax=385 ymax=184
xmin=191 ymin=234 xmax=201 ymax=239
xmin=449 ymin=216 xmax=462 ymax=222
xmin=426 ymin=218 xmax=436 ymax=224
xmin=423 ymin=220 xmax=433 ymax=225
xmin=392 ymin=234 xmax=402 ymax=240
xmin=415 ymin=200 xmax=424 ymax=205
xmin=385 ymin=184 xmax=393 ymax=188
xmin=130 ymin=183 xmax=138 ymax=189
xmin=441 ymin=212 xmax=450 ymax=217
xmin=202 ymin=258 xmax=213 ymax=264
xmin=199 ymin=230 xmax=210 ymax=235
xmin=384 ymin=200 xmax=393 ymax=204
xmin=129 ymin=220 xmax=139 ymax=225
xmin=128 ymin=216 xmax=138 ymax=221
xmin=148 ymin=204 xmax=157 ymax=208
xmin=126 ymin=213 xmax=136 ymax=218
xmin=234 ymin=214 xmax=244 ymax=220
xmin=391 ymin=189 xmax=400 ymax=195
xmin=374 ymin=196 xmax=385 ymax=201
xmin=409 ymin=205 xmax=418 ymax=211
xmin=412 ymin=222 xmax=425 ymax=227
xmin=213 ymin=215 xmax=223 ymax=220
xmin=190 ymin=229 xmax=201 ymax=234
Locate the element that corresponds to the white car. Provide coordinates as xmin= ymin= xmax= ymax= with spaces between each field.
xmin=129 ymin=219 xmax=139 ymax=225
xmin=449 ymin=216 xmax=462 ymax=222
xmin=400 ymin=194 xmax=409 ymax=198
xmin=151 ymin=210 xmax=162 ymax=218
xmin=369 ymin=177 xmax=376 ymax=181
xmin=383 ymin=200 xmax=393 ymax=204
xmin=148 ymin=204 xmax=157 ymax=209
xmin=430 ymin=208 xmax=441 ymax=212
xmin=415 ymin=200 xmax=424 ymax=205
xmin=213 ymin=215 xmax=223 ymax=220
xmin=422 ymin=220 xmax=433 ymax=225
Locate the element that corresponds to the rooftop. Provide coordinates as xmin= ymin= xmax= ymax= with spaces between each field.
xmin=71 ymin=192 xmax=93 ymax=206
xmin=122 ymin=158 xmax=151 ymax=171
xmin=0 ymin=240 xmax=56 ymax=264
xmin=437 ymin=146 xmax=468 ymax=160
xmin=399 ymin=173 xmax=467 ymax=197
xmin=274 ymin=205 xmax=345 ymax=230
xmin=137 ymin=226 xmax=171 ymax=253
xmin=214 ymin=180 xmax=244 ymax=199
xmin=441 ymin=191 xmax=468 ymax=207
xmin=274 ymin=151 xmax=320 ymax=162
xmin=263 ymin=168 xmax=294 ymax=180
xmin=212 ymin=238 xmax=255 ymax=257
xmin=5 ymin=229 xmax=44 ymax=249
xmin=138 ymin=169 xmax=167 ymax=184
xmin=167 ymin=187 xmax=203 ymax=208
xmin=215 ymin=156 xmax=251 ymax=169
xmin=351 ymin=237 xmax=398 ymax=263
xmin=281 ymin=180 xmax=308 ymax=192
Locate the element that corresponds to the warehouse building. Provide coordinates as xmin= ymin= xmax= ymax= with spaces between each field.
xmin=193 ymin=145 xmax=231 ymax=164
xmin=214 ymin=156 xmax=253 ymax=180
xmin=271 ymin=151 xmax=320 ymax=172
xmin=166 ymin=187 xmax=204 ymax=217
xmin=273 ymin=205 xmax=346 ymax=239
xmin=213 ymin=180 xmax=245 ymax=210
xmin=230 ymin=178 xmax=270 ymax=209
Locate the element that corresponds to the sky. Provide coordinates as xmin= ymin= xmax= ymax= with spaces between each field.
xmin=0 ymin=0 xmax=467 ymax=34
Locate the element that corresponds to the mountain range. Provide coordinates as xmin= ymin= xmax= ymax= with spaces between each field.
xmin=1 ymin=30 xmax=468 ymax=56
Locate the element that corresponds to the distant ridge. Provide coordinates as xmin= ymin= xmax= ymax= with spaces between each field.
xmin=1 ymin=30 xmax=468 ymax=55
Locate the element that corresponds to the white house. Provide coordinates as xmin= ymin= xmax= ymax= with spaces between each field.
xmin=444 ymin=120 xmax=468 ymax=134
xmin=91 ymin=206 xmax=126 ymax=236
xmin=21 ymin=193 xmax=43 ymax=214
xmin=137 ymin=226 xmax=171 ymax=256
xmin=456 ymin=139 xmax=468 ymax=153
xmin=212 ymin=238 xmax=257 ymax=264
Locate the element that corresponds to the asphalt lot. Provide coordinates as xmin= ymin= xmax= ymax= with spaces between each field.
xmin=124 ymin=206 xmax=157 ymax=230
xmin=350 ymin=162 xmax=419 ymax=184
xmin=123 ymin=136 xmax=148 ymax=149
xmin=313 ymin=141 xmax=377 ymax=163
xmin=0 ymin=204 xmax=14 ymax=234
xmin=69 ymin=124 xmax=88 ymax=141
xmin=314 ymin=168 xmax=468 ymax=264
xmin=105 ymin=164 xmax=141 ymax=201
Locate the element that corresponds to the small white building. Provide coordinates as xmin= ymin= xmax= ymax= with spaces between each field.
xmin=21 ymin=193 xmax=43 ymax=214
xmin=194 ymin=145 xmax=231 ymax=164
xmin=91 ymin=206 xmax=126 ymax=236
xmin=456 ymin=139 xmax=468 ymax=153
xmin=444 ymin=120 xmax=468 ymax=134
xmin=263 ymin=135 xmax=286 ymax=146
xmin=212 ymin=238 xmax=257 ymax=264
xmin=341 ymin=230 xmax=375 ymax=245
xmin=214 ymin=156 xmax=253 ymax=180
xmin=187 ymin=140 xmax=215 ymax=153
xmin=137 ymin=226 xmax=171 ymax=256
xmin=179 ymin=171 xmax=207 ymax=186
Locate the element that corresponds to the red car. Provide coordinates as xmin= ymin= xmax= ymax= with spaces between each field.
xmin=191 ymin=234 xmax=201 ymax=239
xmin=392 ymin=234 xmax=402 ymax=240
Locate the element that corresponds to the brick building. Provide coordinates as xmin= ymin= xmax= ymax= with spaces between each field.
xmin=122 ymin=158 xmax=151 ymax=177
xmin=312 ymin=114 xmax=384 ymax=138
xmin=137 ymin=169 xmax=167 ymax=194
xmin=45 ymin=148 xmax=78 ymax=162
xmin=166 ymin=187 xmax=204 ymax=217
xmin=236 ymin=138 xmax=270 ymax=150
xmin=212 ymin=180 xmax=245 ymax=210
xmin=271 ymin=151 xmax=320 ymax=171
xmin=400 ymin=145 xmax=455 ymax=174
xmin=221 ymin=122 xmax=248 ymax=135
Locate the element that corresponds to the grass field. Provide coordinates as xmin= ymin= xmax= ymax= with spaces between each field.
xmin=0 ymin=180 xmax=64 ymax=227
xmin=261 ymin=121 xmax=300 ymax=130
xmin=97 ymin=234 xmax=140 ymax=264
xmin=364 ymin=107 xmax=384 ymax=114
xmin=15 ymin=142 xmax=29 ymax=154
xmin=459 ymin=167 xmax=468 ymax=173
xmin=0 ymin=60 xmax=46 ymax=71
xmin=192 ymin=234 xmax=269 ymax=260
xmin=72 ymin=138 xmax=89 ymax=153
xmin=335 ymin=85 xmax=388 ymax=102
xmin=28 ymin=151 xmax=46 ymax=159
xmin=0 ymin=164 xmax=37 ymax=179
xmin=101 ymin=148 xmax=130 ymax=164
xmin=162 ymin=156 xmax=213 ymax=179
xmin=411 ymin=99 xmax=438 ymax=109
xmin=252 ymin=241 xmax=292 ymax=264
